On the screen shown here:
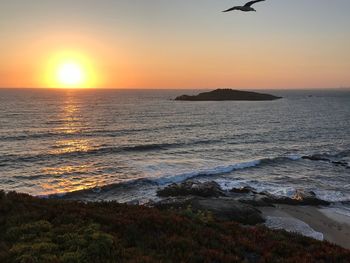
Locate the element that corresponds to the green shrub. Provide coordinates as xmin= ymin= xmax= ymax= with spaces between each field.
xmin=0 ymin=191 xmax=349 ymax=263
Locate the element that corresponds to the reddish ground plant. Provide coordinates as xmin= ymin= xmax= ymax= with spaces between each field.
xmin=0 ymin=190 xmax=349 ymax=263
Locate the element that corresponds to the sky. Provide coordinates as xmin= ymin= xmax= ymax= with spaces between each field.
xmin=0 ymin=0 xmax=350 ymax=89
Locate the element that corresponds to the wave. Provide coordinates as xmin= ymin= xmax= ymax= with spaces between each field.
xmin=148 ymin=155 xmax=308 ymax=186
xmin=0 ymin=122 xmax=221 ymax=142
xmin=0 ymin=145 xmax=162 ymax=165
xmin=0 ymin=132 xmax=67 ymax=141
xmin=0 ymin=139 xmax=223 ymax=166
xmin=307 ymin=149 xmax=350 ymax=159
xmin=301 ymin=152 xmax=349 ymax=168
xmin=45 ymin=155 xmax=303 ymax=199
xmin=43 ymin=150 xmax=350 ymax=203
xmin=151 ymin=159 xmax=264 ymax=185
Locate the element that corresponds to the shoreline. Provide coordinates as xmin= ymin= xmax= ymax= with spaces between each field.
xmin=50 ymin=179 xmax=350 ymax=250
xmin=261 ymin=205 xmax=350 ymax=249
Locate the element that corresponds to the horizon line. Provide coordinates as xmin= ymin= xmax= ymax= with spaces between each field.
xmin=0 ymin=87 xmax=349 ymax=91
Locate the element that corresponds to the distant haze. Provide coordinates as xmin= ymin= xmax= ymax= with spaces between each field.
xmin=0 ymin=0 xmax=349 ymax=89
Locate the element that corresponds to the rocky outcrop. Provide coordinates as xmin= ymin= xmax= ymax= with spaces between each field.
xmin=290 ymin=190 xmax=330 ymax=206
xmin=153 ymin=196 xmax=265 ymax=225
xmin=157 ymin=181 xmax=226 ymax=198
xmin=191 ymin=198 xmax=264 ymax=225
xmin=175 ymin=89 xmax=282 ymax=101
xmin=238 ymin=189 xmax=330 ymax=207
xmin=230 ymin=186 xmax=257 ymax=194
xmin=154 ymin=181 xmax=330 ymax=225
xmin=238 ymin=193 xmax=276 ymax=207
xmin=157 ymin=181 xmax=330 ymax=207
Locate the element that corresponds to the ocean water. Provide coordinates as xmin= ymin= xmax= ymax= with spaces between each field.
xmin=0 ymin=89 xmax=349 ymax=211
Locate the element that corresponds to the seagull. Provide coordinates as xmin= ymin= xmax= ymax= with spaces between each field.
xmin=223 ymin=0 xmax=266 ymax=13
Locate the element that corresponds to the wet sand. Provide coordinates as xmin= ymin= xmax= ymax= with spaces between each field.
xmin=261 ymin=205 xmax=350 ymax=249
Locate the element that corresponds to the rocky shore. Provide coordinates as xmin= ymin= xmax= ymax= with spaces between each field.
xmin=151 ymin=180 xmax=350 ymax=249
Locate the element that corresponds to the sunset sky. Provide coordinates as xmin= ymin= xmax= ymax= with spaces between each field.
xmin=1 ymin=0 xmax=349 ymax=89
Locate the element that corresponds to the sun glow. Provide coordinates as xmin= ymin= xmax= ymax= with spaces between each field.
xmin=57 ymin=62 xmax=84 ymax=86
xmin=43 ymin=50 xmax=100 ymax=88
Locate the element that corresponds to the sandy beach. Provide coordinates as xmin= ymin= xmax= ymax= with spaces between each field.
xmin=261 ymin=205 xmax=350 ymax=249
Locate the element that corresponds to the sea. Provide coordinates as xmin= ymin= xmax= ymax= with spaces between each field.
xmin=0 ymin=88 xmax=349 ymax=216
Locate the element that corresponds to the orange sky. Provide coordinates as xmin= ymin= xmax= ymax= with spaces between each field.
xmin=1 ymin=0 xmax=350 ymax=89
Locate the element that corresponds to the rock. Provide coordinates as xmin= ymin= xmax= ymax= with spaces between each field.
xmin=238 ymin=193 xmax=275 ymax=207
xmin=175 ymin=89 xmax=282 ymax=101
xmin=153 ymin=196 xmax=265 ymax=225
xmin=157 ymin=181 xmax=226 ymax=198
xmin=230 ymin=186 xmax=257 ymax=194
xmin=256 ymin=190 xmax=330 ymax=206
xmin=291 ymin=190 xmax=330 ymax=206
xmin=150 ymin=196 xmax=193 ymax=210
xmin=293 ymin=190 xmax=316 ymax=201
xmin=238 ymin=190 xmax=329 ymax=207
xmin=190 ymin=198 xmax=265 ymax=225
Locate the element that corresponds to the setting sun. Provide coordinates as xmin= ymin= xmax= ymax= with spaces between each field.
xmin=57 ymin=62 xmax=85 ymax=87
xmin=42 ymin=50 xmax=100 ymax=89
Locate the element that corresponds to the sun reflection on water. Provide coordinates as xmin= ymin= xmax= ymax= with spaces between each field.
xmin=40 ymin=178 xmax=101 ymax=195
xmin=53 ymin=94 xmax=83 ymax=135
xmin=50 ymin=139 xmax=94 ymax=155
xmin=41 ymin=92 xmax=103 ymax=194
xmin=41 ymin=165 xmax=91 ymax=177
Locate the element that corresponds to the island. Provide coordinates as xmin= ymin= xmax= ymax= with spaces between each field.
xmin=175 ymin=88 xmax=282 ymax=101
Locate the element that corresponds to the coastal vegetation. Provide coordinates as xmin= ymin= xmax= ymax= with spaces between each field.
xmin=1 ymin=190 xmax=349 ymax=263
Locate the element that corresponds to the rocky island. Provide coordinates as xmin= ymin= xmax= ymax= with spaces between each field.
xmin=175 ymin=89 xmax=282 ymax=101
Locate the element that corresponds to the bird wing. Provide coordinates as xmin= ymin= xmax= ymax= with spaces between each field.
xmin=222 ymin=6 xmax=239 ymax=12
xmin=244 ymin=0 xmax=265 ymax=7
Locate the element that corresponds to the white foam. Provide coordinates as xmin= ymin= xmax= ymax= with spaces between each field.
xmin=286 ymin=154 xmax=303 ymax=161
xmin=314 ymin=190 xmax=350 ymax=202
xmin=153 ymin=160 xmax=262 ymax=185
xmin=216 ymin=179 xmax=249 ymax=191
xmin=321 ymin=205 xmax=350 ymax=218
xmin=265 ymin=216 xmax=324 ymax=241
xmin=217 ymin=179 xmax=299 ymax=198
xmin=269 ymin=187 xmax=298 ymax=198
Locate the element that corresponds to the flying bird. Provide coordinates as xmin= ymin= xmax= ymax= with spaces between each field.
xmin=223 ymin=0 xmax=266 ymax=13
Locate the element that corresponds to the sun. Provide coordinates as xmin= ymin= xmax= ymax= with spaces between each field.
xmin=43 ymin=50 xmax=100 ymax=89
xmin=57 ymin=62 xmax=85 ymax=86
